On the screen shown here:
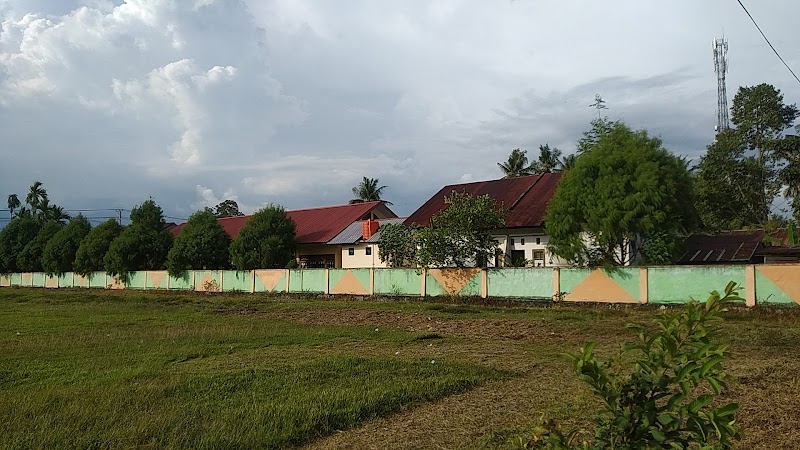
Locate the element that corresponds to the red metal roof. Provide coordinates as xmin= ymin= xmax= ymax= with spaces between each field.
xmin=404 ymin=173 xmax=562 ymax=228
xmin=171 ymin=201 xmax=395 ymax=244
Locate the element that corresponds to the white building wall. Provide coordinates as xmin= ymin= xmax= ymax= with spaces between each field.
xmin=340 ymin=243 xmax=389 ymax=268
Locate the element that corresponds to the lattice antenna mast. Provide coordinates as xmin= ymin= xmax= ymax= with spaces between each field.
xmin=713 ymin=37 xmax=730 ymax=133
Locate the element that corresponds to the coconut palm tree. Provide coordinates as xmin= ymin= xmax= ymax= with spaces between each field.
xmin=560 ymin=153 xmax=578 ymax=171
xmin=535 ymin=144 xmax=562 ymax=173
xmin=45 ymin=205 xmax=70 ymax=224
xmin=25 ymin=181 xmax=48 ymax=214
xmin=350 ymin=177 xmax=392 ymax=205
xmin=498 ymin=148 xmax=535 ymax=178
xmin=7 ymin=194 xmax=20 ymax=217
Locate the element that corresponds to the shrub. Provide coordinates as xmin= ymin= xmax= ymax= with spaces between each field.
xmin=104 ymin=200 xmax=173 ymax=281
xmin=530 ymin=282 xmax=741 ymax=449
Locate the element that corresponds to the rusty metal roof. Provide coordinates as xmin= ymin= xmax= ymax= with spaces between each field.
xmin=677 ymin=231 xmax=764 ymax=264
xmin=171 ymin=201 xmax=397 ymax=244
xmin=404 ymin=173 xmax=562 ymax=228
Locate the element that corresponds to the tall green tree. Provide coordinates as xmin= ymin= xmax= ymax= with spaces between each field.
xmin=546 ymin=122 xmax=698 ymax=266
xmin=0 ymin=215 xmax=39 ymax=272
xmin=42 ymin=215 xmax=91 ymax=276
xmin=695 ymin=129 xmax=763 ymax=230
xmin=498 ymin=148 xmax=535 ymax=178
xmin=230 ymin=205 xmax=297 ymax=270
xmin=104 ymin=200 xmax=173 ymax=280
xmin=17 ymin=221 xmax=62 ymax=272
xmin=25 ymin=181 xmax=48 ymax=214
xmin=776 ymin=135 xmax=800 ymax=223
xmin=535 ymin=144 xmax=563 ymax=173
xmin=7 ymin=194 xmax=20 ymax=217
xmin=167 ymin=209 xmax=232 ymax=276
xmin=350 ymin=177 xmax=392 ymax=205
xmin=415 ymin=192 xmax=505 ymax=268
xmin=73 ymin=219 xmax=124 ymax=276
xmin=213 ymin=199 xmax=243 ymax=218
xmin=729 ymin=83 xmax=799 ymax=225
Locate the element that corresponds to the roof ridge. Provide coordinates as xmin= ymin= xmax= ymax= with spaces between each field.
xmin=289 ymin=201 xmax=381 ymax=212
xmin=439 ymin=174 xmax=541 ymax=190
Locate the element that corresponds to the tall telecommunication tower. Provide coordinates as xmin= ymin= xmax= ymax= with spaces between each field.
xmin=713 ymin=37 xmax=730 ymax=133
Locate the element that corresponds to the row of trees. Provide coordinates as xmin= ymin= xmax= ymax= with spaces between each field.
xmin=0 ymin=188 xmax=298 ymax=278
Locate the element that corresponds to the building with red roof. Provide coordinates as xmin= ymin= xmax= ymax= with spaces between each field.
xmin=406 ymin=173 xmax=564 ymax=267
xmin=172 ymin=201 xmax=397 ymax=268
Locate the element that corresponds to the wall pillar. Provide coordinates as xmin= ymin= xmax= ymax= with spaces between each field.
xmin=552 ymin=268 xmax=560 ymax=300
xmin=639 ymin=267 xmax=648 ymax=304
xmin=324 ymin=269 xmax=330 ymax=295
xmin=285 ymin=269 xmax=291 ymax=293
xmin=143 ymin=271 xmax=148 ymax=291
xmin=369 ymin=268 xmax=375 ymax=296
xmin=745 ymin=265 xmax=756 ymax=307
xmin=480 ymin=269 xmax=488 ymax=299
xmin=191 ymin=271 xmax=196 ymax=291
xmin=250 ymin=270 xmax=256 ymax=293
xmin=420 ymin=268 xmax=427 ymax=297
xmin=219 ymin=270 xmax=224 ymax=292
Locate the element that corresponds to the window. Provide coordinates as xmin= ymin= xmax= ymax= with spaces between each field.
xmin=520 ymin=238 xmax=525 ymax=245
xmin=533 ymin=250 xmax=545 ymax=261
xmin=348 ymin=247 xmax=355 ymax=256
xmin=536 ymin=238 xmax=541 ymax=245
xmin=510 ymin=238 xmax=515 ymax=245
xmin=366 ymin=246 xmax=372 ymax=256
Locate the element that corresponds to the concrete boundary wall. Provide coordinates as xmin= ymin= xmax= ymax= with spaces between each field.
xmin=2 ymin=265 xmax=800 ymax=306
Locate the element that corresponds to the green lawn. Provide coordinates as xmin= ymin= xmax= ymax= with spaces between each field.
xmin=0 ymin=289 xmax=511 ymax=449
xmin=2 ymin=288 xmax=800 ymax=450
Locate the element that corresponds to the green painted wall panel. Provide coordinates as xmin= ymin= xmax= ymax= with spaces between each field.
xmin=169 ymin=273 xmax=193 ymax=290
xmin=125 ymin=272 xmax=146 ymax=289
xmin=560 ymin=269 xmax=591 ymax=293
xmin=32 ymin=273 xmax=45 ymax=287
xmin=253 ymin=270 xmax=287 ymax=293
xmin=143 ymin=271 xmax=170 ymax=289
xmin=11 ymin=273 xmax=22 ymax=286
xmin=288 ymin=269 xmax=325 ymax=293
xmin=374 ymin=269 xmax=421 ymax=296
xmin=425 ymin=273 xmax=448 ymax=297
xmin=488 ymin=268 xmax=552 ymax=298
xmin=460 ymin=272 xmax=482 ymax=296
xmin=89 ymin=272 xmax=106 ymax=288
xmin=648 ymin=266 xmax=745 ymax=304
xmin=328 ymin=269 xmax=370 ymax=293
xmin=193 ymin=270 xmax=222 ymax=291
xmin=222 ymin=271 xmax=252 ymax=292
xmin=756 ymin=271 xmax=794 ymax=304
xmin=58 ymin=273 xmax=73 ymax=288
xmin=607 ymin=268 xmax=641 ymax=300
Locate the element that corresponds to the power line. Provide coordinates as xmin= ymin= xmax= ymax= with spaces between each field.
xmin=736 ymin=0 xmax=800 ymax=86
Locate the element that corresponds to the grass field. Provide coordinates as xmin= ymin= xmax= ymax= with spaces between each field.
xmin=1 ymin=288 xmax=800 ymax=449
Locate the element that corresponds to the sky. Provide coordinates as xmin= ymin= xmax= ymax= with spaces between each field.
xmin=1 ymin=0 xmax=799 ymax=224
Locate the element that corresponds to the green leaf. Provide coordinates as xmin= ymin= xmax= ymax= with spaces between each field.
xmin=688 ymin=394 xmax=713 ymax=413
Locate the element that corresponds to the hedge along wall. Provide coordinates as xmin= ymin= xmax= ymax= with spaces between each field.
xmin=3 ymin=264 xmax=800 ymax=306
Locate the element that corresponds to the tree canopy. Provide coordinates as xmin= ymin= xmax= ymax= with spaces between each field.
xmin=498 ymin=148 xmax=535 ymax=178
xmin=16 ymin=221 xmax=63 ymax=272
xmin=535 ymin=144 xmax=562 ymax=173
xmin=73 ymin=219 xmax=124 ymax=276
xmin=350 ymin=177 xmax=391 ymax=205
xmin=0 ymin=214 xmax=39 ymax=272
xmin=104 ymin=200 xmax=173 ymax=280
xmin=229 ymin=205 xmax=297 ymax=270
xmin=696 ymin=84 xmax=799 ymax=228
xmin=42 ymin=215 xmax=91 ymax=276
xmin=417 ymin=192 xmax=505 ymax=268
xmin=167 ymin=209 xmax=231 ymax=276
xmin=213 ymin=200 xmax=243 ymax=218
xmin=546 ymin=122 xmax=698 ymax=266
xmin=377 ymin=223 xmax=418 ymax=268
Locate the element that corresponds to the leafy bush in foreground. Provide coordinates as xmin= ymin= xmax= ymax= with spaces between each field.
xmin=530 ymin=282 xmax=741 ymax=449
